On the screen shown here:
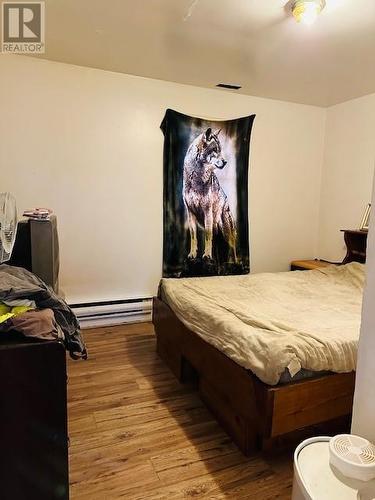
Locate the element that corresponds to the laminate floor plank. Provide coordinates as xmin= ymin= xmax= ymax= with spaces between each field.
xmin=68 ymin=323 xmax=293 ymax=499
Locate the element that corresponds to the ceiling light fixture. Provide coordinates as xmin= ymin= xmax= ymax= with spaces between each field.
xmin=292 ymin=0 xmax=326 ymax=25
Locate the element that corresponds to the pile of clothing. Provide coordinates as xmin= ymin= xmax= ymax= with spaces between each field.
xmin=0 ymin=299 xmax=63 ymax=342
xmin=0 ymin=265 xmax=87 ymax=360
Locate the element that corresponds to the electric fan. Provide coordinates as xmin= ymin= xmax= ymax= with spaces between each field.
xmin=0 ymin=192 xmax=18 ymax=263
xmin=330 ymin=434 xmax=375 ymax=481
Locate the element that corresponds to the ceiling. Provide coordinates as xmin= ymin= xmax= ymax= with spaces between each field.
xmin=33 ymin=0 xmax=375 ymax=106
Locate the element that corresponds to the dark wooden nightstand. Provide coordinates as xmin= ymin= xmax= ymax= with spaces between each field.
xmin=292 ymin=229 xmax=368 ymax=271
xmin=290 ymin=259 xmax=333 ymax=271
xmin=341 ymin=229 xmax=367 ymax=264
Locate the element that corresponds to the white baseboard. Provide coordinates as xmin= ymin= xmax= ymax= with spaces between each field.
xmin=70 ymin=298 xmax=152 ymax=329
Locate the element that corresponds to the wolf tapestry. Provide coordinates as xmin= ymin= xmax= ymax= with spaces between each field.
xmin=161 ymin=109 xmax=255 ymax=278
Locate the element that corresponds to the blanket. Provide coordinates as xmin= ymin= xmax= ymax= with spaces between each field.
xmin=160 ymin=263 xmax=364 ymax=385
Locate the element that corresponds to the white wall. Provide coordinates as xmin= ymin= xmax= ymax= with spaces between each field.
xmin=0 ymin=55 xmax=326 ymax=303
xmin=320 ymin=94 xmax=375 ymax=437
xmin=318 ymin=94 xmax=375 ymax=262
xmin=352 ymin=174 xmax=375 ymax=442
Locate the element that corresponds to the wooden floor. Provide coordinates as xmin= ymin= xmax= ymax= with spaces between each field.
xmin=67 ymin=323 xmax=294 ymax=499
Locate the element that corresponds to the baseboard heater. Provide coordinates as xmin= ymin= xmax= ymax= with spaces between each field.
xmin=70 ymin=298 xmax=152 ymax=329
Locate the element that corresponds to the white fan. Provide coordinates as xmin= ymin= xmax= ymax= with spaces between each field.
xmin=330 ymin=434 xmax=375 ymax=482
xmin=0 ymin=192 xmax=18 ymax=263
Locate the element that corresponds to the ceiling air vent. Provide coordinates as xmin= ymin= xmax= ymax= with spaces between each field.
xmin=216 ymin=83 xmax=242 ymax=90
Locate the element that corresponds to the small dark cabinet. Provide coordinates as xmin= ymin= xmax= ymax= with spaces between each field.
xmin=0 ymin=337 xmax=68 ymax=500
xmin=341 ymin=229 xmax=368 ymax=264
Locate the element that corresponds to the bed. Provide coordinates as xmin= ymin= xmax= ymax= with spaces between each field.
xmin=153 ymin=262 xmax=364 ymax=455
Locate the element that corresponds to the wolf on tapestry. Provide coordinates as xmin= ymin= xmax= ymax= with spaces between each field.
xmin=161 ymin=109 xmax=255 ymax=278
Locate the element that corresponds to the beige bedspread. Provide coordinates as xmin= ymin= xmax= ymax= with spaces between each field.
xmin=160 ymin=263 xmax=365 ymax=385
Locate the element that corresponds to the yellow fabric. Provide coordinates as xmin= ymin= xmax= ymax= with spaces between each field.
xmin=0 ymin=304 xmax=11 ymax=315
xmin=11 ymin=306 xmax=33 ymax=316
xmin=0 ymin=303 xmax=34 ymax=324
xmin=0 ymin=312 xmax=14 ymax=323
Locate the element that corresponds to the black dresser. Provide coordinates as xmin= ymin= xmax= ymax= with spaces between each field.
xmin=0 ymin=336 xmax=69 ymax=500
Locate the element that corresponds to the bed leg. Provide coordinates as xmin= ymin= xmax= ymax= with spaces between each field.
xmin=156 ymin=338 xmax=183 ymax=381
xmin=199 ymin=376 xmax=261 ymax=456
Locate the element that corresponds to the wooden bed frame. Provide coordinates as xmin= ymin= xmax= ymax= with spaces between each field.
xmin=153 ymin=297 xmax=356 ymax=455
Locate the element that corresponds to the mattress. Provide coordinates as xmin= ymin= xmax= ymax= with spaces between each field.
xmin=159 ymin=263 xmax=364 ymax=386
